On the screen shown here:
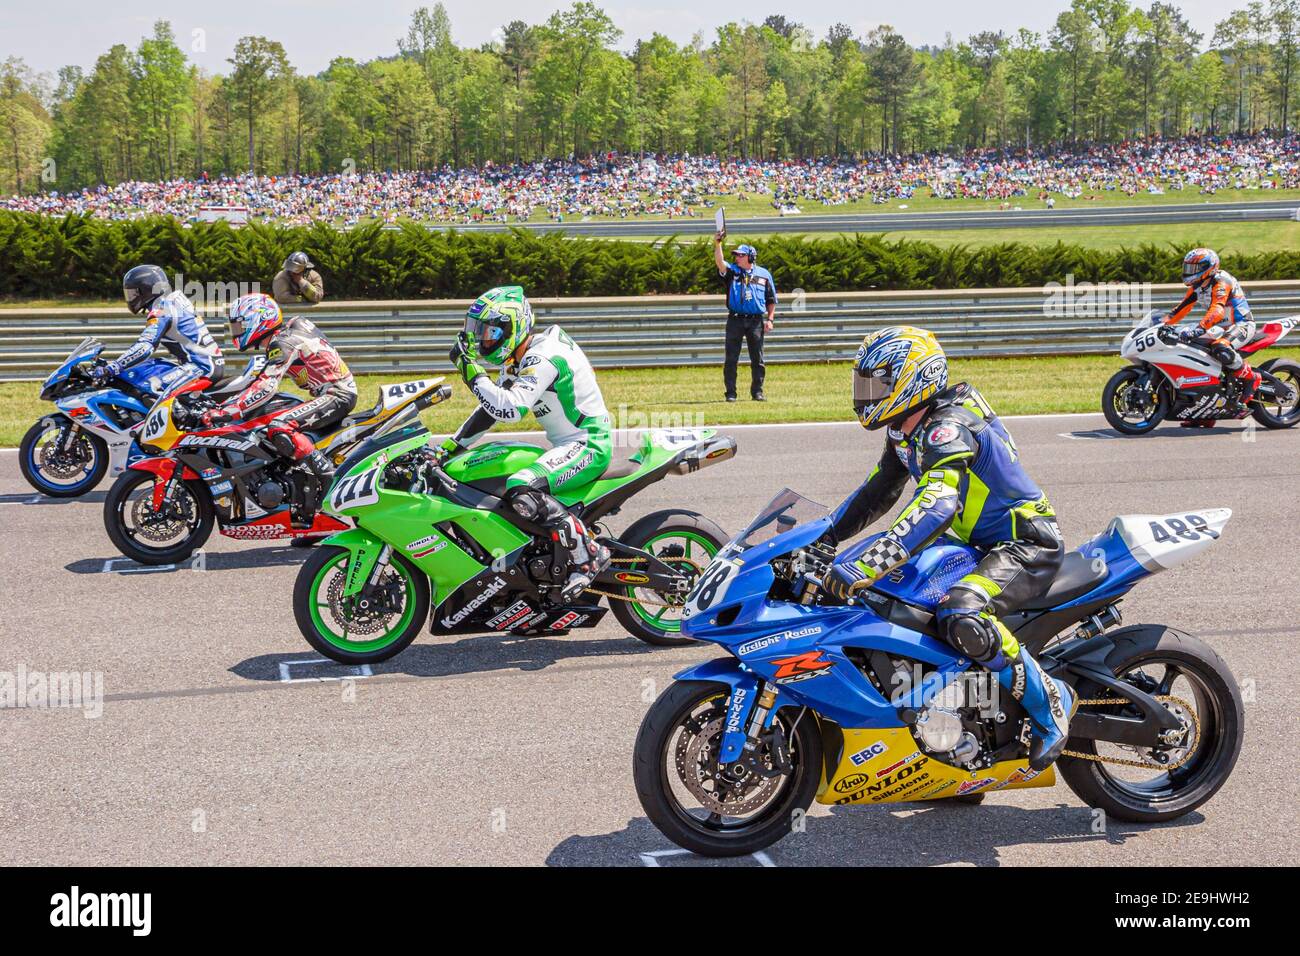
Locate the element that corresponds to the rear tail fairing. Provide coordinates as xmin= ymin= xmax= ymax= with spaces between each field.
xmin=567 ymin=429 xmax=737 ymax=521
xmin=1070 ymin=508 xmax=1232 ymax=606
xmin=441 ymin=428 xmax=737 ymax=520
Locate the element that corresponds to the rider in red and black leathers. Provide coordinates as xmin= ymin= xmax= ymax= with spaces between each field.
xmin=204 ymin=294 xmax=357 ymax=523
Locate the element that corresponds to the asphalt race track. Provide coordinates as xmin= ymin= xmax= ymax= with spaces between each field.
xmin=446 ymin=198 xmax=1300 ymax=237
xmin=2 ymin=414 xmax=1297 ymax=867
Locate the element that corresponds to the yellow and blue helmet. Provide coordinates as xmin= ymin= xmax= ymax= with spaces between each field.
xmin=852 ymin=326 xmax=949 ymax=429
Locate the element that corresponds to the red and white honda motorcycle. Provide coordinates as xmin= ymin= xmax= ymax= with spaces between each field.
xmin=1102 ymin=312 xmax=1300 ymax=434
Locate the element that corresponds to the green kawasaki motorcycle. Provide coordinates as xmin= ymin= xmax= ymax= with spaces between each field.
xmin=292 ymin=410 xmax=738 ymax=663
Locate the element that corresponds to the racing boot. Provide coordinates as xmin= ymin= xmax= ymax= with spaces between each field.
xmin=294 ymin=449 xmax=335 ymax=529
xmin=1000 ymin=647 xmax=1077 ymax=771
xmin=554 ymin=512 xmax=610 ymax=602
xmin=1234 ymin=364 xmax=1261 ymax=403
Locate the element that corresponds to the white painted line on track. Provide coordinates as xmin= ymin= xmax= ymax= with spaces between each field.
xmin=638 ymin=848 xmax=777 ymax=867
xmin=277 ymin=658 xmax=374 ymax=683
xmin=101 ymin=557 xmax=178 ymax=574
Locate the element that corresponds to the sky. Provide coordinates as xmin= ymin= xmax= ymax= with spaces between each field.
xmin=6 ymin=0 xmax=1240 ymax=78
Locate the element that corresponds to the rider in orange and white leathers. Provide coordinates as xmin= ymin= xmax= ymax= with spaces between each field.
xmin=1164 ymin=248 xmax=1260 ymax=412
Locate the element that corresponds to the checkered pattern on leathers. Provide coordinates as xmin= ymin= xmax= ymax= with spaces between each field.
xmin=855 ymin=536 xmax=910 ymax=578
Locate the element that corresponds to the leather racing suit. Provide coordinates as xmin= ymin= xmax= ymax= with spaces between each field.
xmin=1164 ymin=269 xmax=1260 ymax=403
xmin=106 ymin=291 xmax=225 ymax=393
xmin=826 ymin=383 xmax=1073 ymax=770
xmin=446 ymin=325 xmax=612 ymax=599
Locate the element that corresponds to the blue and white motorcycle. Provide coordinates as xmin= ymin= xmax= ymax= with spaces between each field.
xmin=20 ymin=337 xmax=262 ymax=498
xmin=633 ymin=490 xmax=1244 ymax=856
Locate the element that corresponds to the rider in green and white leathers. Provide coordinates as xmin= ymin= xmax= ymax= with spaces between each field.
xmin=446 ymin=286 xmax=612 ymax=599
xmin=450 ymin=325 xmax=612 ymax=490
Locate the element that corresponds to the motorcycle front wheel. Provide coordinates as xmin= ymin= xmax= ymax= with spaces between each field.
xmin=1057 ymin=625 xmax=1243 ymax=823
xmin=1102 ymin=367 xmax=1169 ymax=435
xmin=294 ymin=545 xmax=430 ymax=664
xmin=104 ymin=469 xmax=214 ymax=565
xmin=633 ymin=680 xmax=822 ymax=857
xmin=20 ymin=419 xmax=109 ymax=497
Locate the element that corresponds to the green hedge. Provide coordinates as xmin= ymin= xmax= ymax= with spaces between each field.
xmin=3 ymin=211 xmax=1299 ymax=300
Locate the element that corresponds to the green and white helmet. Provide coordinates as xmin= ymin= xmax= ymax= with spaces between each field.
xmin=465 ymin=286 xmax=534 ymax=366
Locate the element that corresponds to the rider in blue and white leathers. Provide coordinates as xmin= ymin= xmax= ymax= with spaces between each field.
xmin=92 ymin=264 xmax=225 ymax=393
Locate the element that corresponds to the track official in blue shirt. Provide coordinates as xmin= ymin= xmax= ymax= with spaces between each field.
xmin=713 ymin=231 xmax=776 ymax=401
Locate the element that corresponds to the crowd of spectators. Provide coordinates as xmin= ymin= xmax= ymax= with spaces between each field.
xmin=5 ymin=132 xmax=1297 ymax=225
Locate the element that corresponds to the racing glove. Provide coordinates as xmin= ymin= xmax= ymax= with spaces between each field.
xmin=432 ymin=436 xmax=461 ymax=462
xmin=448 ymin=334 xmax=486 ymax=386
xmin=90 ymin=362 xmax=113 ymax=384
xmin=822 ymin=534 xmax=910 ymax=600
xmin=199 ymin=407 xmax=234 ymax=429
xmin=1178 ymin=326 xmax=1202 ymax=343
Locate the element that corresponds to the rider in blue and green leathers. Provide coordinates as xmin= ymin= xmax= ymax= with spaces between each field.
xmin=822 ymin=326 xmax=1076 ymax=771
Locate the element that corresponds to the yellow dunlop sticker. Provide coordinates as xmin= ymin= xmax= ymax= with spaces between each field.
xmin=817 ymin=727 xmax=1056 ymax=806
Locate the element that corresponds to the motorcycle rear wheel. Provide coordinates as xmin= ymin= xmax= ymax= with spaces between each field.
xmin=1057 ymin=625 xmax=1243 ymax=823
xmin=1250 ymin=358 xmax=1300 ymax=429
xmin=1102 ymin=367 xmax=1168 ymax=435
xmin=633 ymin=680 xmax=822 ymax=857
xmin=608 ymin=510 xmax=727 ymax=647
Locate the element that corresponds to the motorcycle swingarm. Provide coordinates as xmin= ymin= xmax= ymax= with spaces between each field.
xmin=593 ymin=539 xmax=692 ymax=591
xmin=1058 ymin=662 xmax=1184 ymax=747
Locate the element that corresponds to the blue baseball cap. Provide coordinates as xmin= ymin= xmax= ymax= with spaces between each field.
xmin=732 ymin=243 xmax=757 ymax=260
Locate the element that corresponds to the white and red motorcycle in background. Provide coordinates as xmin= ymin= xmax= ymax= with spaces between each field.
xmin=1102 ymin=312 xmax=1300 ymax=434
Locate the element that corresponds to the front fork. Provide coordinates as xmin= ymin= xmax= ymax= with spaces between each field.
xmin=56 ymin=419 xmax=81 ymax=454
xmin=719 ymin=677 xmax=788 ymax=774
xmin=150 ymin=459 xmax=183 ymax=512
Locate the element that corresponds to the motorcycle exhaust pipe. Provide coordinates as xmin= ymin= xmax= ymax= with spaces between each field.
xmin=669 ymin=435 xmax=738 ymax=476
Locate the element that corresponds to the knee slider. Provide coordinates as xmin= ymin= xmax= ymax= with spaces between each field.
xmin=504 ymin=486 xmax=546 ymax=523
xmin=505 ymin=485 xmax=567 ymax=526
xmin=269 ymin=425 xmax=313 ymax=461
xmin=940 ymin=609 xmax=1001 ymax=664
xmin=1211 ymin=344 xmax=1241 ymax=369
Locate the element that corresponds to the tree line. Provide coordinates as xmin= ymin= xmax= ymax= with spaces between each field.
xmin=3 ymin=0 xmax=1300 ymax=194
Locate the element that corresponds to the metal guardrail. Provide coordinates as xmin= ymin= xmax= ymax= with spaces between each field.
xmin=3 ymin=282 xmax=1300 ymax=381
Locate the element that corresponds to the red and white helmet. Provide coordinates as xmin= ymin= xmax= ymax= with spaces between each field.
xmin=229 ymin=293 xmax=283 ymax=350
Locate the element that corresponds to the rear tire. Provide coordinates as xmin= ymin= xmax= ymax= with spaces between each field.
xmin=104 ymin=469 xmax=214 ymax=565
xmin=608 ymin=510 xmax=728 ymax=647
xmin=633 ymin=680 xmax=822 ymax=857
xmin=19 ymin=419 xmax=109 ymax=497
xmin=1057 ymin=625 xmax=1243 ymax=823
xmin=1102 ymin=367 xmax=1168 ymax=435
xmin=1250 ymin=358 xmax=1300 ymax=429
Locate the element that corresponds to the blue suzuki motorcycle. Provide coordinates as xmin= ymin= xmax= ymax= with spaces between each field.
xmin=633 ymin=489 xmax=1244 ymax=856
xmin=20 ymin=338 xmax=175 ymax=497
xmin=21 ymin=337 xmax=263 ymax=498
